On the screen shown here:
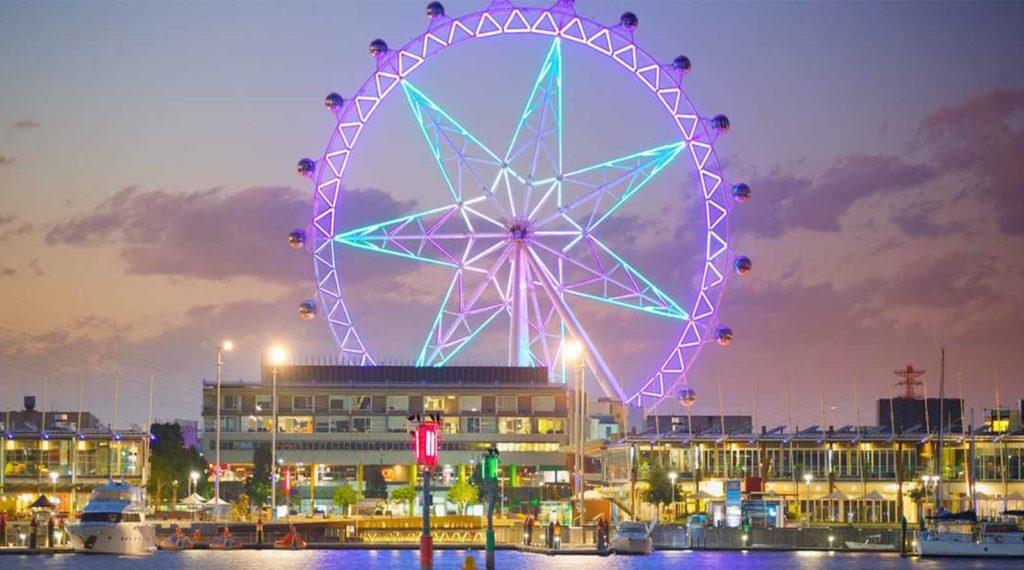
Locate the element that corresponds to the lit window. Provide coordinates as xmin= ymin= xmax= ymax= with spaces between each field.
xmin=536 ymin=418 xmax=564 ymax=434
xmin=532 ymin=396 xmax=555 ymax=413
xmin=459 ymin=396 xmax=482 ymax=413
xmin=424 ymin=396 xmax=445 ymax=411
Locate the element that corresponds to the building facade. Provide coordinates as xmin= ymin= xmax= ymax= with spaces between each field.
xmin=200 ymin=364 xmax=571 ymax=513
xmin=1 ymin=401 xmax=149 ymax=513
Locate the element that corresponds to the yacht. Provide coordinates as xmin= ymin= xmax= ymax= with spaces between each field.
xmin=610 ymin=521 xmax=654 ymax=555
xmin=917 ymin=511 xmax=1024 ymax=558
xmin=66 ymin=482 xmax=156 ymax=555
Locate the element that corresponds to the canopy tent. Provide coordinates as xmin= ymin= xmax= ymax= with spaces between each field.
xmin=28 ymin=495 xmax=56 ymax=510
xmin=203 ymin=497 xmax=229 ymax=506
xmin=1004 ymin=491 xmax=1024 ymax=502
xmin=689 ymin=490 xmax=721 ymax=500
xmin=856 ymin=491 xmax=888 ymax=501
xmin=181 ymin=493 xmax=207 ymax=506
xmin=821 ymin=490 xmax=849 ymax=501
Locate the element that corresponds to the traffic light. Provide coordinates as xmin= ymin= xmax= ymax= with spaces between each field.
xmin=483 ymin=447 xmax=500 ymax=482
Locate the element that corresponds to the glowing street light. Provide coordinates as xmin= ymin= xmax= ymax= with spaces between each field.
xmin=268 ymin=345 xmax=288 ymax=521
xmin=49 ymin=471 xmax=59 ymax=496
xmin=563 ymin=339 xmax=586 ymax=526
xmin=669 ymin=471 xmax=678 ymax=520
xmin=190 ymin=470 xmax=200 ymax=495
xmin=214 ymin=339 xmax=233 ymax=521
xmin=803 ymin=473 xmax=813 ymax=522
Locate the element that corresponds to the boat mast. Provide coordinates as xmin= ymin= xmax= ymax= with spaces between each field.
xmin=935 ymin=348 xmax=945 ymax=513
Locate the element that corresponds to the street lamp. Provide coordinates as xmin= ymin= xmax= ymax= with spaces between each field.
xmin=563 ymin=339 xmax=585 ymax=526
xmin=49 ymin=471 xmax=59 ymax=497
xmin=214 ymin=339 xmax=233 ymax=521
xmin=669 ymin=472 xmax=678 ymax=521
xmin=190 ymin=470 xmax=199 ymax=496
xmin=803 ymin=473 xmax=813 ymax=523
xmin=269 ymin=345 xmax=288 ymax=521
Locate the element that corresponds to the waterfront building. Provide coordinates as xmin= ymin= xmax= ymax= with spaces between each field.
xmin=596 ymin=401 xmax=1024 ymax=527
xmin=200 ymin=363 xmax=571 ymax=514
xmin=1 ymin=397 xmax=149 ymax=513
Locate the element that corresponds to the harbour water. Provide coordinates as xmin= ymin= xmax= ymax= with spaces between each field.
xmin=2 ymin=550 xmax=1024 ymax=569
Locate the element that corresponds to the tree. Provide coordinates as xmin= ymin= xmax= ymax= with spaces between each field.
xmin=147 ymin=423 xmax=208 ymax=504
xmin=448 ymin=480 xmax=479 ymax=515
xmin=246 ymin=443 xmax=271 ymax=508
xmin=333 ymin=485 xmax=359 ymax=516
xmin=390 ymin=484 xmax=418 ymax=515
xmin=364 ymin=467 xmax=388 ymax=499
xmin=232 ymin=493 xmax=251 ymax=521
xmin=640 ymin=463 xmax=674 ymax=515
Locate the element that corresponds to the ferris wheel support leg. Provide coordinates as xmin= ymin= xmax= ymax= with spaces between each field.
xmin=523 ymin=246 xmax=625 ymax=401
xmin=509 ymin=244 xmax=532 ymax=367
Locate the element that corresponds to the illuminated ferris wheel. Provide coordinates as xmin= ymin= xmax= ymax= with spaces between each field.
xmin=290 ymin=1 xmax=753 ymax=411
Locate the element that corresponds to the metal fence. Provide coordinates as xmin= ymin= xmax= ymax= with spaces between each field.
xmin=653 ymin=525 xmax=900 ymax=550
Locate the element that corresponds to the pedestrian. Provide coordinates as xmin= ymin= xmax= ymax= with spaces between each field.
xmin=29 ymin=517 xmax=38 ymax=550
xmin=256 ymin=515 xmax=264 ymax=544
xmin=0 ymin=512 xmax=7 ymax=547
xmin=546 ymin=521 xmax=554 ymax=548
xmin=46 ymin=516 xmax=54 ymax=548
xmin=192 ymin=527 xmax=202 ymax=544
xmin=553 ymin=521 xmax=562 ymax=550
xmin=58 ymin=517 xmax=65 ymax=547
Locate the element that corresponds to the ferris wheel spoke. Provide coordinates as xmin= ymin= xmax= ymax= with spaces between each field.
xmin=531 ymin=141 xmax=686 ymax=232
xmin=502 ymin=38 xmax=563 ymax=219
xmin=402 ymin=81 xmax=515 ymax=222
xmin=530 ymin=235 xmax=688 ymax=320
xmin=418 ymin=245 xmax=515 ymax=367
xmin=335 ymin=199 xmax=506 ymax=269
xmin=523 ymin=246 xmax=625 ymax=401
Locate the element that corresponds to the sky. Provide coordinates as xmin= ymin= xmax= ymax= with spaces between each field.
xmin=1 ymin=0 xmax=1022 ymax=431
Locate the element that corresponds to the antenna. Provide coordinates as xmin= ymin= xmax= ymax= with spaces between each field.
xmin=893 ymin=364 xmax=925 ymax=399
xmin=41 ymin=374 xmax=48 ymax=435
xmin=853 ymin=374 xmax=861 ymax=439
xmin=750 ymin=377 xmax=758 ymax=437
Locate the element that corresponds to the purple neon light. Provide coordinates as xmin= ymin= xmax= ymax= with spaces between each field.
xmin=308 ymin=2 xmax=738 ymax=410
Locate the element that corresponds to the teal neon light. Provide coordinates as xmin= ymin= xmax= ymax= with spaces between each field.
xmin=417 ymin=273 xmax=459 ymax=366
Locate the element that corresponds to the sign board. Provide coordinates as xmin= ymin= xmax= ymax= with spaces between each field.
xmin=725 ymin=479 xmax=742 ymax=528
xmin=412 ymin=422 xmax=439 ymax=467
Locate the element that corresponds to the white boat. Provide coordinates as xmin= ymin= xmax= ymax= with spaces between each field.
xmin=66 ymin=482 xmax=156 ymax=555
xmin=917 ymin=513 xmax=1024 ymax=558
xmin=611 ymin=521 xmax=653 ymax=555
xmin=845 ymin=534 xmax=896 ymax=551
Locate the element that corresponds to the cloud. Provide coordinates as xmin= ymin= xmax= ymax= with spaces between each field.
xmin=0 ymin=215 xmax=35 ymax=242
xmin=46 ymin=185 xmax=417 ymax=283
xmin=0 ymin=156 xmax=13 ymax=166
xmin=0 ymin=267 xmax=15 ymax=277
xmin=12 ymin=119 xmax=40 ymax=129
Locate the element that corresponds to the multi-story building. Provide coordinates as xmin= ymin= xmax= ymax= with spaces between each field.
xmin=597 ymin=402 xmax=1024 ymax=527
xmin=1 ymin=397 xmax=149 ymax=513
xmin=200 ymin=364 xmax=572 ymax=514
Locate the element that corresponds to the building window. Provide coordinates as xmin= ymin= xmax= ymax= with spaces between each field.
xmin=441 ymin=417 xmax=459 ymax=434
xmin=536 ymin=418 xmax=564 ymax=434
xmin=496 ymin=396 xmax=518 ymax=413
xmin=386 ymin=395 xmax=409 ymax=412
xmin=387 ymin=416 xmax=407 ymax=433
xmin=277 ymin=416 xmax=313 ymax=433
xmin=354 ymin=396 xmax=373 ymax=412
xmin=499 ymin=417 xmax=531 ymax=435
xmin=424 ymin=396 xmax=445 ymax=411
xmin=244 ymin=416 xmax=273 ymax=433
xmin=459 ymin=395 xmax=482 ymax=413
xmin=255 ymin=395 xmax=272 ymax=412
xmin=352 ymin=417 xmax=372 ymax=433
xmin=222 ymin=395 xmax=240 ymax=411
xmin=329 ymin=396 xmax=348 ymax=412
xmin=532 ymin=396 xmax=555 ymax=413
xmin=293 ymin=396 xmax=313 ymax=411
xmin=219 ymin=417 xmax=239 ymax=432
xmin=462 ymin=417 xmax=482 ymax=433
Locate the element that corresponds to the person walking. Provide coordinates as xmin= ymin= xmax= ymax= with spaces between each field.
xmin=46 ymin=516 xmax=54 ymax=548
xmin=29 ymin=517 xmax=38 ymax=550
xmin=0 ymin=512 xmax=7 ymax=547
xmin=546 ymin=521 xmax=554 ymax=548
xmin=256 ymin=515 xmax=264 ymax=544
xmin=553 ymin=521 xmax=562 ymax=550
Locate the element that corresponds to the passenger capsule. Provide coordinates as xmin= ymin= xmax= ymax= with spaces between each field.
xmin=369 ymin=39 xmax=389 ymax=58
xmin=296 ymin=158 xmax=316 ymax=177
xmin=620 ymin=12 xmax=639 ymax=30
xmin=714 ymin=327 xmax=734 ymax=346
xmin=734 ymin=256 xmax=752 ymax=276
xmin=298 ymin=300 xmax=318 ymax=320
xmin=731 ymin=183 xmax=751 ymax=203
xmin=426 ymin=2 xmax=445 ymax=18
xmin=324 ymin=92 xmax=344 ymax=112
xmin=672 ymin=55 xmax=692 ymax=75
xmin=288 ymin=229 xmax=307 ymax=250
xmin=711 ymin=114 xmax=731 ymax=133
xmin=678 ymin=387 xmax=697 ymax=407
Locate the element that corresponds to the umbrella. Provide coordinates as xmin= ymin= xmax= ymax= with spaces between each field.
xmin=856 ymin=491 xmax=888 ymax=501
xmin=690 ymin=490 xmax=720 ymax=500
xmin=28 ymin=495 xmax=56 ymax=510
xmin=1005 ymin=491 xmax=1024 ymax=502
xmin=973 ymin=492 xmax=993 ymax=501
xmin=181 ymin=493 xmax=207 ymax=505
xmin=204 ymin=497 xmax=229 ymax=505
xmin=821 ymin=490 xmax=849 ymax=501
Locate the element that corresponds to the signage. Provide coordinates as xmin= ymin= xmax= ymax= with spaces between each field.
xmin=412 ymin=422 xmax=440 ymax=467
xmin=725 ymin=479 xmax=742 ymax=528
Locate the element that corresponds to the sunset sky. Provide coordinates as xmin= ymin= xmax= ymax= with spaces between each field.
xmin=1 ymin=1 xmax=1022 ymax=430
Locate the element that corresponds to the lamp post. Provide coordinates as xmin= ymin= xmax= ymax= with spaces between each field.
xmin=669 ymin=472 xmax=678 ymax=521
xmin=803 ymin=473 xmax=813 ymax=523
xmin=269 ymin=346 xmax=288 ymax=522
xmin=214 ymin=339 xmax=233 ymax=521
xmin=49 ymin=471 xmax=59 ymax=497
xmin=482 ymin=446 xmax=500 ymax=570
xmin=564 ymin=340 xmax=585 ymax=526
xmin=189 ymin=471 xmax=199 ymax=496
xmin=411 ymin=414 xmax=440 ymax=568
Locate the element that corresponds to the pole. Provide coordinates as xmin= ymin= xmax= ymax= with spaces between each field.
xmin=41 ymin=374 xmax=47 ymax=437
xmin=969 ymin=408 xmax=976 ymax=513
xmin=935 ymin=348 xmax=945 ymax=513
xmin=486 ymin=465 xmax=496 ymax=570
xmin=575 ymin=356 xmax=585 ymax=526
xmin=420 ymin=465 xmax=433 ymax=568
xmin=145 ymin=375 xmax=153 ymax=488
xmin=73 ymin=374 xmax=83 ymax=512
xmin=113 ymin=371 xmax=120 ymax=479
xmin=1 ymin=371 xmax=8 ymax=493
xmin=271 ymin=364 xmax=278 ymax=522
xmin=215 ymin=346 xmax=223 ymax=519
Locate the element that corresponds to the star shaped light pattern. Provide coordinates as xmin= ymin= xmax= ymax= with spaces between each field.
xmin=334 ymin=39 xmax=690 ymax=400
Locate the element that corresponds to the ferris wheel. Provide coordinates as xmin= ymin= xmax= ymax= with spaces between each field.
xmin=290 ymin=0 xmax=753 ymax=411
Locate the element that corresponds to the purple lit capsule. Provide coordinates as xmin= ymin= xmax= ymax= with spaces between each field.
xmin=426 ymin=2 xmax=445 ymax=18
xmin=734 ymin=256 xmax=752 ymax=275
xmin=714 ymin=327 xmax=734 ymax=346
xmin=296 ymin=158 xmax=316 ymax=177
xmin=711 ymin=114 xmax=731 ymax=133
xmin=298 ymin=300 xmax=318 ymax=320
xmin=731 ymin=183 xmax=751 ymax=203
xmin=288 ymin=229 xmax=306 ymax=250
xmin=620 ymin=12 xmax=639 ymax=30
xmin=678 ymin=387 xmax=697 ymax=407
xmin=672 ymin=55 xmax=692 ymax=76
xmin=369 ymin=39 xmax=389 ymax=58
xmin=324 ymin=92 xmax=344 ymax=112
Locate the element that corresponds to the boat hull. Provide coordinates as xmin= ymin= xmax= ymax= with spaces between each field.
xmin=918 ymin=539 xmax=1024 ymax=558
xmin=610 ymin=536 xmax=653 ymax=555
xmin=67 ymin=522 xmax=156 ymax=555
